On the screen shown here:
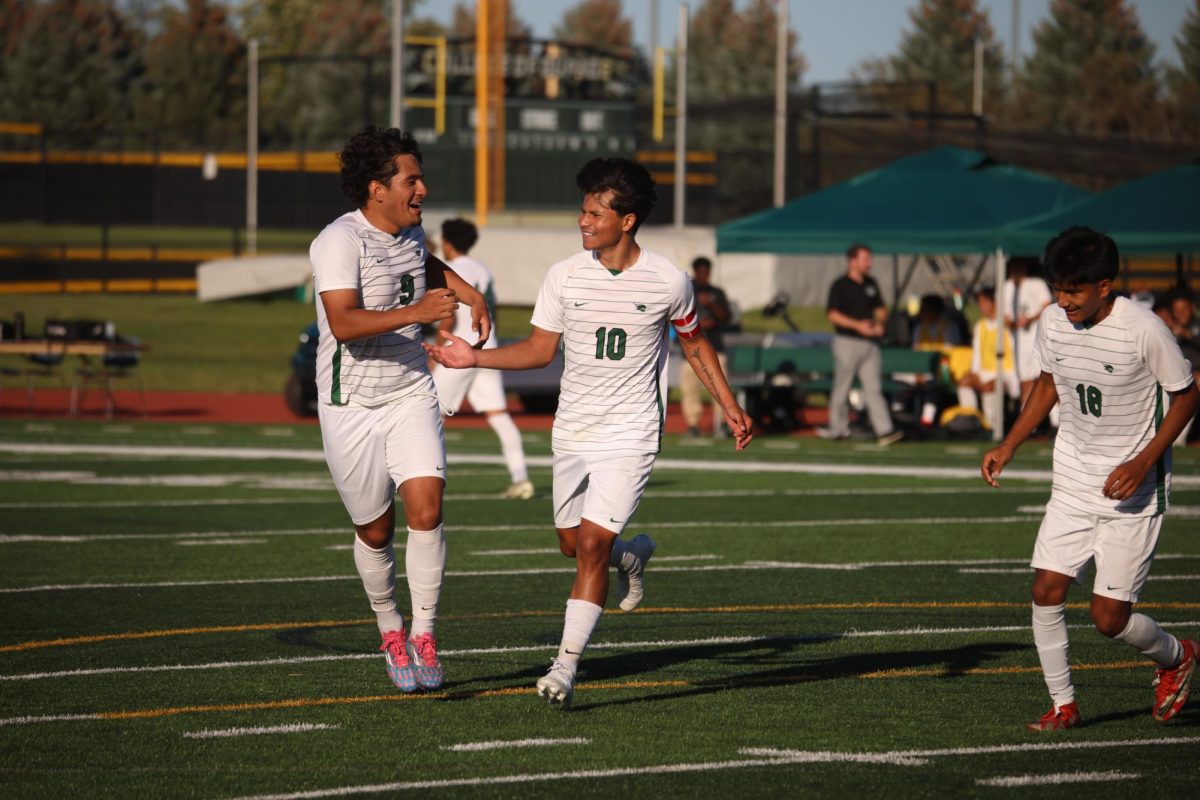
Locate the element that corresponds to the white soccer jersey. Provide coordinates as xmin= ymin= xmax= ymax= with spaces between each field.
xmin=445 ymin=255 xmax=498 ymax=349
xmin=310 ymin=210 xmax=434 ymax=407
xmin=1035 ymin=296 xmax=1195 ymax=516
xmin=530 ymin=247 xmax=700 ymax=456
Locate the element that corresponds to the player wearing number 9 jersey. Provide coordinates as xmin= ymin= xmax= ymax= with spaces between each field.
xmin=425 ymin=157 xmax=753 ymax=706
xmin=310 ymin=127 xmax=492 ymax=694
xmin=981 ymin=226 xmax=1199 ymax=731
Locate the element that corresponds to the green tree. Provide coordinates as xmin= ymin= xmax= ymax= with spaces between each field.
xmin=856 ymin=0 xmax=1005 ymax=115
xmin=0 ymin=0 xmax=142 ymax=148
xmin=448 ymin=1 xmax=532 ymax=40
xmin=1166 ymin=0 xmax=1200 ymax=138
xmin=131 ymin=0 xmax=245 ymax=150
xmin=676 ymin=0 xmax=805 ymax=216
xmin=554 ymin=0 xmax=633 ymax=56
xmin=1017 ymin=0 xmax=1160 ymax=137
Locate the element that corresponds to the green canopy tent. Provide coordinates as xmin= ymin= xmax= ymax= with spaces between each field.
xmin=1003 ymin=160 xmax=1200 ymax=258
xmin=716 ymin=146 xmax=1090 ymax=256
xmin=715 ymin=146 xmax=1092 ymax=439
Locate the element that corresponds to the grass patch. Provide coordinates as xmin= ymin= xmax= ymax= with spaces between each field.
xmin=0 ymin=422 xmax=1198 ymax=798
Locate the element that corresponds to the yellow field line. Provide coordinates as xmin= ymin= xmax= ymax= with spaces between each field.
xmin=0 ymin=619 xmax=370 ymax=653
xmin=31 ymin=664 xmax=1153 ymax=725
xmin=5 ymin=602 xmax=1198 ymax=654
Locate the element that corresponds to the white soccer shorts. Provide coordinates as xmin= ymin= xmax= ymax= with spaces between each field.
xmin=431 ymin=364 xmax=507 ymax=415
xmin=552 ymin=451 xmax=656 ymax=535
xmin=1030 ymin=497 xmax=1163 ymax=603
xmin=318 ymin=391 xmax=446 ymax=526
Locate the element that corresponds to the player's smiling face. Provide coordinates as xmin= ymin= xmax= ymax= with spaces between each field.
xmin=1053 ymin=279 xmax=1113 ymax=326
xmin=369 ymin=154 xmax=426 ymax=233
xmin=578 ymin=190 xmax=634 ymax=252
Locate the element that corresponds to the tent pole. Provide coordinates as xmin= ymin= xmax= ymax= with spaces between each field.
xmin=994 ymin=248 xmax=1007 ymax=442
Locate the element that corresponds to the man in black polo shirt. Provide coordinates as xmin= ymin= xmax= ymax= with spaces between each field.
xmin=824 ymin=243 xmax=903 ymax=446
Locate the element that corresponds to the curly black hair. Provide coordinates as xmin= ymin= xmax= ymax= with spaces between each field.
xmin=1043 ymin=226 xmax=1119 ymax=286
xmin=575 ymin=157 xmax=657 ymax=234
xmin=441 ymin=218 xmax=479 ymax=254
xmin=338 ymin=127 xmax=423 ymax=208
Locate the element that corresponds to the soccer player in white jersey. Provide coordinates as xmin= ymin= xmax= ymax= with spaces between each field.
xmin=309 ymin=127 xmax=491 ymax=693
xmin=431 ymin=218 xmax=534 ymax=500
xmin=426 ymin=157 xmax=753 ymax=707
xmin=982 ymin=226 xmax=1199 ymax=731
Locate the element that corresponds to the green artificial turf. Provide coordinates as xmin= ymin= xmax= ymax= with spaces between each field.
xmin=1 ymin=421 xmax=1198 ymax=798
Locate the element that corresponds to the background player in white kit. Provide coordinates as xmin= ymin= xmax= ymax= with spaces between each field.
xmin=431 ymin=218 xmax=534 ymax=500
xmin=426 ymin=157 xmax=753 ymax=707
xmin=982 ymin=226 xmax=1199 ymax=731
xmin=310 ymin=127 xmax=490 ymax=693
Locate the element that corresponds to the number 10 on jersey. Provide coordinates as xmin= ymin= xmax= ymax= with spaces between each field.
xmin=594 ymin=326 xmax=627 ymax=360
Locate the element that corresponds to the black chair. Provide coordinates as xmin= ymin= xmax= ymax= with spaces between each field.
xmin=70 ymin=335 xmax=144 ymax=419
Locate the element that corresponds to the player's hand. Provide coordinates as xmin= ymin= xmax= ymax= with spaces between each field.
xmin=423 ymin=331 xmax=478 ymax=369
xmin=981 ymin=444 xmax=1013 ymax=488
xmin=469 ymin=296 xmax=492 ymax=349
xmin=410 ymin=289 xmax=459 ymax=325
xmin=723 ymin=405 xmax=754 ymax=452
xmin=1102 ymin=459 xmax=1149 ymax=500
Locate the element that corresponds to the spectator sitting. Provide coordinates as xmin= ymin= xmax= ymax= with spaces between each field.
xmin=956 ymin=286 xmax=1018 ymax=430
xmin=911 ymin=294 xmax=963 ymax=351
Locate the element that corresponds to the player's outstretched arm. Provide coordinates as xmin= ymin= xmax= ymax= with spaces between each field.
xmin=427 ymin=254 xmax=492 ymax=346
xmin=425 ymin=325 xmax=561 ymax=372
xmin=981 ymin=370 xmax=1057 ymax=487
xmin=679 ymin=333 xmax=753 ymax=451
xmin=1102 ymin=381 xmax=1199 ymax=500
xmin=320 ymin=287 xmax=458 ymax=343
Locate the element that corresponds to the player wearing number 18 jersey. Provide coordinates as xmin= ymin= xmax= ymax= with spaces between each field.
xmin=982 ymin=227 xmax=1199 ymax=730
xmin=425 ymin=157 xmax=753 ymax=706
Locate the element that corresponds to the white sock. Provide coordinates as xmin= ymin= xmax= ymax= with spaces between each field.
xmin=486 ymin=412 xmax=528 ymax=484
xmin=956 ymin=386 xmax=977 ymax=409
xmin=1031 ymin=602 xmax=1074 ymax=707
xmin=405 ymin=525 xmax=446 ymax=638
xmin=1114 ymin=613 xmax=1184 ymax=668
xmin=609 ymin=537 xmax=631 ymax=569
xmin=557 ymin=599 xmax=603 ymax=675
xmin=353 ymin=536 xmax=404 ymax=636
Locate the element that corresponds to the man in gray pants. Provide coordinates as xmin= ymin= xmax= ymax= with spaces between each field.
xmin=824 ymin=243 xmax=903 ymax=446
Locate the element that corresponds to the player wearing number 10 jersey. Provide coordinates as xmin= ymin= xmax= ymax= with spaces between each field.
xmin=982 ymin=226 xmax=1199 ymax=731
xmin=425 ymin=157 xmax=753 ymax=706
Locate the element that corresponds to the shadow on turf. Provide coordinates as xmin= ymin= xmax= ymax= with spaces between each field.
xmin=440 ymin=636 xmax=1027 ymax=711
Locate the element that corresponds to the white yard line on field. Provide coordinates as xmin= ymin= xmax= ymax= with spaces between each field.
xmin=221 ymin=738 xmax=1198 ymax=799
xmin=176 ymin=539 xmax=267 ymax=547
xmin=0 ymin=442 xmax=1096 ymax=485
xmin=7 ymin=552 xmax=1200 ymax=593
xmin=741 ymin=737 xmax=1196 ymax=768
xmin=976 ymin=770 xmax=1139 ymax=787
xmin=0 ymin=516 xmax=1045 ymax=545
xmin=442 ymin=737 xmax=591 ymax=752
xmin=7 ymin=623 xmax=1200 ymax=684
xmin=182 ymin=722 xmax=338 ymax=739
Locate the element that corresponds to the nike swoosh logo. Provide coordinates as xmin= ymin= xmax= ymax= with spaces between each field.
xmin=610 ymin=517 xmax=624 ymax=524
xmin=574 ymin=301 xmax=586 ymax=307
xmin=565 ymin=649 xmax=582 ymax=655
xmin=1106 ymin=585 xmax=1121 ymax=591
xmin=421 ymin=605 xmax=436 ymax=611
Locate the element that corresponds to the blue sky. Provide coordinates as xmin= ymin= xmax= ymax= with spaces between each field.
xmin=422 ymin=0 xmax=1193 ymax=83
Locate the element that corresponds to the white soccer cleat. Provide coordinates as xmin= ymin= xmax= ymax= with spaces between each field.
xmin=503 ymin=479 xmax=535 ymax=500
xmin=617 ymin=534 xmax=656 ymax=612
xmin=536 ymin=660 xmax=575 ymax=708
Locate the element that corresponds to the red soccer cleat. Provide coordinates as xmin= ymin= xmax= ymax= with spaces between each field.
xmin=1153 ymin=639 xmax=1198 ymax=722
xmin=1026 ymin=700 xmax=1082 ymax=732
